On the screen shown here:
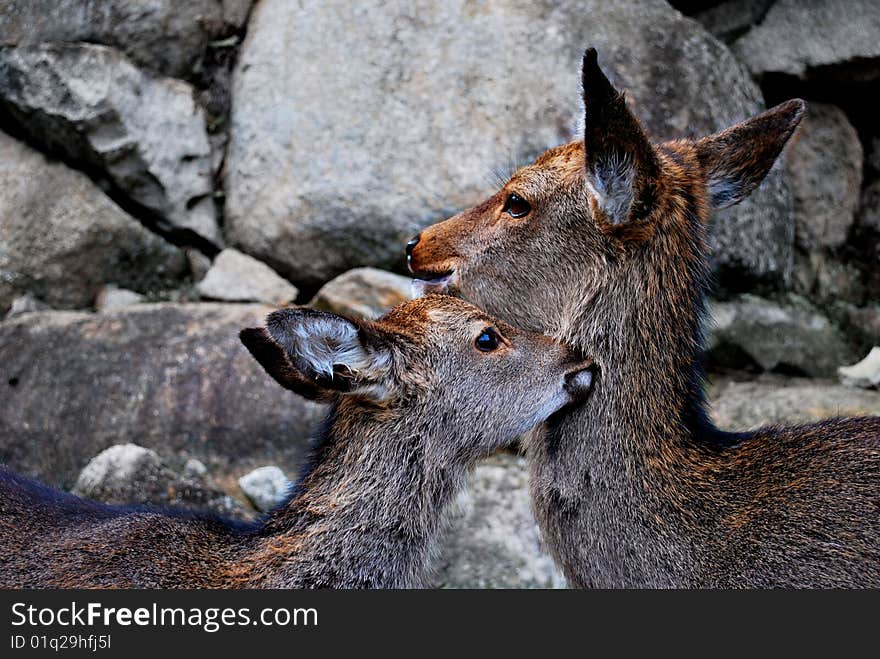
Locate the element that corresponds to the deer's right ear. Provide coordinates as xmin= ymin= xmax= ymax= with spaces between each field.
xmin=239 ymin=327 xmax=328 ymax=400
xmin=261 ymin=308 xmax=394 ymax=401
xmin=581 ymin=48 xmax=661 ymax=228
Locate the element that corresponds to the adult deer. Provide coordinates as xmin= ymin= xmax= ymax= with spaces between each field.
xmin=408 ymin=49 xmax=880 ymax=588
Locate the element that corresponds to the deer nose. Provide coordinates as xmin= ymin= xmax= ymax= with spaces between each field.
xmin=405 ymin=234 xmax=421 ymax=272
xmin=564 ymin=363 xmax=595 ymax=401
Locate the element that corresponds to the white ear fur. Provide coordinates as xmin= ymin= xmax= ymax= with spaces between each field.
xmin=267 ymin=310 xmax=391 ymax=388
xmin=585 ymin=151 xmax=636 ymax=226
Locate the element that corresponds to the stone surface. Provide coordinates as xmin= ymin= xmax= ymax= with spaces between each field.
xmin=95 ymin=285 xmax=145 ymax=311
xmin=734 ymin=0 xmax=880 ymax=79
xmin=838 ymin=348 xmax=880 ymax=390
xmin=0 ymin=130 xmax=187 ymax=313
xmin=238 ymin=465 xmax=290 ymax=512
xmin=784 ymin=103 xmax=862 ymax=251
xmin=710 ymin=374 xmax=880 ymax=430
xmin=309 ymin=268 xmax=412 ymax=320
xmin=197 ymin=248 xmax=298 ymax=304
xmin=226 ymin=0 xmax=793 ymax=290
xmin=0 ymin=0 xmax=225 ymax=79
xmin=0 ymin=303 xmax=325 ymax=489
xmin=72 ymin=443 xmax=246 ymax=517
xmin=0 ymin=43 xmax=220 ymax=246
xmin=434 ymin=453 xmax=565 ymax=589
xmin=859 ymin=178 xmax=880 ymax=234
xmin=4 ymin=294 xmax=49 ymax=319
xmin=691 ymin=0 xmax=774 ymax=43
xmin=708 ymin=294 xmax=855 ymax=377
xmin=792 ymin=251 xmax=866 ymax=307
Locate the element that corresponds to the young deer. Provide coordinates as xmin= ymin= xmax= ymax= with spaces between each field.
xmin=408 ymin=49 xmax=880 ymax=588
xmin=0 ymin=295 xmax=594 ymax=588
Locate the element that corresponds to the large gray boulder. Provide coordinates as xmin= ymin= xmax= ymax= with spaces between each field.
xmin=733 ymin=0 xmax=880 ymax=80
xmin=0 ymin=303 xmax=324 ymax=488
xmin=784 ymin=103 xmax=862 ymax=251
xmin=708 ymin=294 xmax=855 ymax=378
xmin=711 ymin=374 xmax=880 ymax=430
xmin=226 ymin=0 xmax=793 ymax=290
xmin=0 ymin=131 xmax=187 ymax=313
xmin=0 ymin=43 xmax=220 ymax=246
xmin=434 ymin=453 xmax=565 ymax=589
xmin=0 ymin=0 xmax=226 ymax=79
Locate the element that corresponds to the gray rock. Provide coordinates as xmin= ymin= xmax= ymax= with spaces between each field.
xmin=185 ymin=249 xmax=213 ymax=282
xmin=711 ymin=374 xmax=880 ymax=430
xmin=434 ymin=453 xmax=565 ymax=589
xmin=734 ymin=0 xmax=880 ymax=79
xmin=0 ymin=303 xmax=324 ymax=488
xmin=222 ymin=0 xmax=254 ymax=32
xmin=0 ymin=0 xmax=225 ymax=79
xmin=838 ymin=348 xmax=880 ymax=390
xmin=226 ymin=0 xmax=793 ymax=290
xmin=691 ymin=0 xmax=775 ymax=43
xmin=197 ymin=248 xmax=298 ymax=304
xmin=4 ymin=294 xmax=49 ymax=319
xmin=0 ymin=130 xmax=187 ymax=313
xmin=792 ymin=251 xmax=866 ymax=307
xmin=183 ymin=458 xmax=209 ymax=480
xmin=95 ymin=285 xmax=145 ymax=311
xmin=309 ymin=268 xmax=412 ymax=320
xmin=0 ymin=43 xmax=221 ymax=246
xmin=859 ymin=178 xmax=880 ymax=234
xmin=238 ymin=465 xmax=290 ymax=512
xmin=72 ymin=443 xmax=248 ymax=517
xmin=784 ymin=104 xmax=862 ymax=251
xmin=708 ymin=294 xmax=855 ymax=377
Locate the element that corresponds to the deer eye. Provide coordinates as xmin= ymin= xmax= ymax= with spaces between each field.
xmin=502 ymin=192 xmax=531 ymax=218
xmin=475 ymin=327 xmax=502 ymax=352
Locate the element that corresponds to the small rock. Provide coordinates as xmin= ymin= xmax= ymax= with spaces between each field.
xmin=238 ymin=466 xmax=290 ymax=512
xmin=73 ymin=444 xmax=171 ymax=502
xmin=711 ymin=374 xmax=880 ymax=430
xmin=692 ymin=0 xmax=775 ymax=44
xmin=838 ymin=348 xmax=880 ymax=390
xmin=434 ymin=453 xmax=565 ymax=589
xmin=0 ymin=43 xmax=221 ymax=246
xmin=73 ymin=444 xmax=249 ymax=517
xmin=734 ymin=0 xmax=880 ymax=80
xmin=859 ymin=178 xmax=880 ymax=234
xmin=4 ymin=294 xmax=49 ymax=319
xmin=197 ymin=248 xmax=299 ymax=305
xmin=784 ymin=103 xmax=862 ymax=251
xmin=95 ymin=285 xmax=145 ymax=311
xmin=708 ymin=294 xmax=855 ymax=377
xmin=183 ymin=458 xmax=209 ymax=480
xmin=310 ymin=268 xmax=412 ymax=320
xmin=186 ymin=248 xmax=213 ymax=282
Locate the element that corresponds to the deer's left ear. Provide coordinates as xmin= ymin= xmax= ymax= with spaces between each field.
xmin=262 ymin=308 xmax=394 ymax=401
xmin=581 ymin=48 xmax=662 ymax=227
xmin=694 ymin=99 xmax=806 ymax=210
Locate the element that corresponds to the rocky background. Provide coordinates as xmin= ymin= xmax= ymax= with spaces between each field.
xmin=0 ymin=0 xmax=878 ymax=588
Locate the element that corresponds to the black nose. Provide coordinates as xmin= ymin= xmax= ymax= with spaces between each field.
xmin=405 ymin=234 xmax=420 ymax=270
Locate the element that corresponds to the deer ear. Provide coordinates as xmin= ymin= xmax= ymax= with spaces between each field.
xmin=694 ymin=99 xmax=806 ymax=210
xmin=239 ymin=327 xmax=327 ymax=400
xmin=261 ymin=308 xmax=393 ymax=401
xmin=581 ymin=48 xmax=661 ymax=227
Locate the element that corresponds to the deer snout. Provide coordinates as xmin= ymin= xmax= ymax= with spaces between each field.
xmin=564 ymin=361 xmax=595 ymax=401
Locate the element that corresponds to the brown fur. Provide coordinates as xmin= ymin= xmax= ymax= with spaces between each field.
xmin=0 ymin=296 xmax=594 ymax=588
xmin=408 ymin=49 xmax=879 ymax=588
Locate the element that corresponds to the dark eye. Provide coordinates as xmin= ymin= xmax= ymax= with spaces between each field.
xmin=475 ymin=327 xmax=502 ymax=352
xmin=502 ymin=193 xmax=531 ymax=218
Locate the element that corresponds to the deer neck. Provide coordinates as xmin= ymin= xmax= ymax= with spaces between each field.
xmin=532 ymin=222 xmax=725 ymax=587
xmin=245 ymin=403 xmax=466 ymax=588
